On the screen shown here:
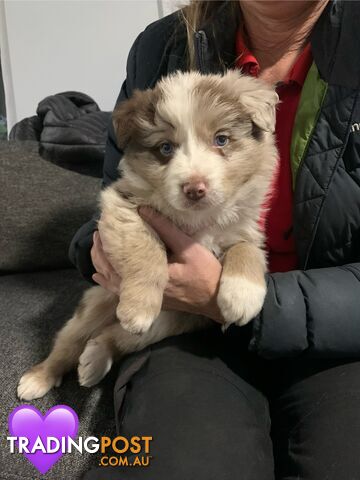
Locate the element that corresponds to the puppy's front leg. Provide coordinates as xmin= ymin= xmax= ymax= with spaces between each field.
xmin=99 ymin=188 xmax=168 ymax=334
xmin=217 ymin=242 xmax=267 ymax=328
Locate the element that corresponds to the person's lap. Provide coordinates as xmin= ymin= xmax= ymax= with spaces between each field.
xmin=84 ymin=328 xmax=360 ymax=480
xmin=270 ymin=358 xmax=360 ymax=479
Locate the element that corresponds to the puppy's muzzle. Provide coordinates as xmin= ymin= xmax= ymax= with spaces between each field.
xmin=182 ymin=180 xmax=207 ymax=201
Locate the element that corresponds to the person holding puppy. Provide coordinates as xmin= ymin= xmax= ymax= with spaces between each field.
xmin=71 ymin=1 xmax=360 ymax=479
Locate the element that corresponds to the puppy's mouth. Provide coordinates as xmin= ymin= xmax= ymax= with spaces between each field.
xmin=175 ymin=192 xmax=222 ymax=212
xmin=182 ymin=197 xmax=210 ymax=210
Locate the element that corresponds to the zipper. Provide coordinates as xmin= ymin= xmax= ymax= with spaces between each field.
xmin=194 ymin=30 xmax=207 ymax=73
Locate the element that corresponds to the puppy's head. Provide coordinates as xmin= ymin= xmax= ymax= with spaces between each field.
xmin=113 ymin=71 xmax=278 ymax=215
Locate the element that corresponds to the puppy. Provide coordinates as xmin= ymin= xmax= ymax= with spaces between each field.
xmin=17 ymin=71 xmax=278 ymax=400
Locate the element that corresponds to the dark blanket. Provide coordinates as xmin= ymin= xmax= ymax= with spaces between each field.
xmin=10 ymin=92 xmax=111 ymax=177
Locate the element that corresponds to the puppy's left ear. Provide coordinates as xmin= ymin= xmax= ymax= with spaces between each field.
xmin=240 ymin=88 xmax=279 ymax=133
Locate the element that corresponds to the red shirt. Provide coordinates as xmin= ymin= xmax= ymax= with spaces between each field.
xmin=236 ymin=31 xmax=312 ymax=273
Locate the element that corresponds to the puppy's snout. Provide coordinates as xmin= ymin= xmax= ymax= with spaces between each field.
xmin=182 ymin=180 xmax=207 ymax=201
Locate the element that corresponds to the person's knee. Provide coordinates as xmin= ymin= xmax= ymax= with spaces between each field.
xmin=113 ymin=335 xmax=274 ymax=480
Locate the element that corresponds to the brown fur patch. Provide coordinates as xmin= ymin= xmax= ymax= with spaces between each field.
xmin=112 ymin=87 xmax=161 ymax=150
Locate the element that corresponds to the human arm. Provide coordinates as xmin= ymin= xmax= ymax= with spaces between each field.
xmin=249 ymin=264 xmax=360 ymax=358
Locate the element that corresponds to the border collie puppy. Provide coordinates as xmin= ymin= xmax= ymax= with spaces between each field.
xmin=18 ymin=71 xmax=278 ymax=400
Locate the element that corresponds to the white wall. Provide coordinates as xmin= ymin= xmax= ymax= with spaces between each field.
xmin=1 ymin=0 xmax=181 ymax=132
xmin=159 ymin=0 xmax=184 ymax=16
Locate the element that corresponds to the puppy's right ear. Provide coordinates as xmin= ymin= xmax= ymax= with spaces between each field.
xmin=240 ymin=87 xmax=279 ymax=133
xmin=112 ymin=97 xmax=134 ymax=150
xmin=112 ymin=88 xmax=158 ymax=150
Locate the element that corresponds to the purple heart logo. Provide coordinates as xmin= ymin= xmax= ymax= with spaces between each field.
xmin=8 ymin=405 xmax=79 ymax=474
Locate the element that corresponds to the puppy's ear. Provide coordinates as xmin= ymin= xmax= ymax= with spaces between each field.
xmin=112 ymin=88 xmax=158 ymax=150
xmin=240 ymin=87 xmax=279 ymax=133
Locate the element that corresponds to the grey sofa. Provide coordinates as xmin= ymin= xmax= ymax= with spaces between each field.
xmin=0 ymin=140 xmax=116 ymax=479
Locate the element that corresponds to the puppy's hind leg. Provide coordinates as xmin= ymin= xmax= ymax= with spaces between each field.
xmin=78 ymin=310 xmax=213 ymax=388
xmin=17 ymin=286 xmax=117 ymax=400
xmin=78 ymin=323 xmax=121 ymax=388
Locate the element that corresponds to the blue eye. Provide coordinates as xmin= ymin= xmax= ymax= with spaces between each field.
xmin=159 ymin=142 xmax=174 ymax=156
xmin=214 ymin=134 xmax=229 ymax=147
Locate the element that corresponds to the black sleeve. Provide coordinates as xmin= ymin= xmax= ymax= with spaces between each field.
xmin=68 ymin=33 xmax=143 ymax=281
xmin=249 ymin=263 xmax=360 ymax=358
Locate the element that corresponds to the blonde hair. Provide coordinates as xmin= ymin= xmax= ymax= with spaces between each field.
xmin=180 ymin=1 xmax=240 ymax=70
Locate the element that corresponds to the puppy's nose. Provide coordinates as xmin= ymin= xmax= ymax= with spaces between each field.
xmin=182 ymin=181 xmax=207 ymax=201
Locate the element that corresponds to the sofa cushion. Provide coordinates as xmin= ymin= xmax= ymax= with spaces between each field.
xmin=0 ymin=269 xmax=117 ymax=479
xmin=0 ymin=140 xmax=100 ymax=273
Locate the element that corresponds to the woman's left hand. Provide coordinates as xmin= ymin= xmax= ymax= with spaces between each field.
xmin=138 ymin=207 xmax=224 ymax=324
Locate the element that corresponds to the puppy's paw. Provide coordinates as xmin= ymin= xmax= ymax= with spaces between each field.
xmin=217 ymin=275 xmax=266 ymax=327
xmin=17 ymin=364 xmax=61 ymax=401
xmin=116 ymin=288 xmax=163 ymax=334
xmin=117 ymin=309 xmax=156 ymax=335
xmin=78 ymin=339 xmax=113 ymax=387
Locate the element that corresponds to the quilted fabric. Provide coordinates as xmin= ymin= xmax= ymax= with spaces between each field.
xmin=10 ymin=91 xmax=110 ymax=178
